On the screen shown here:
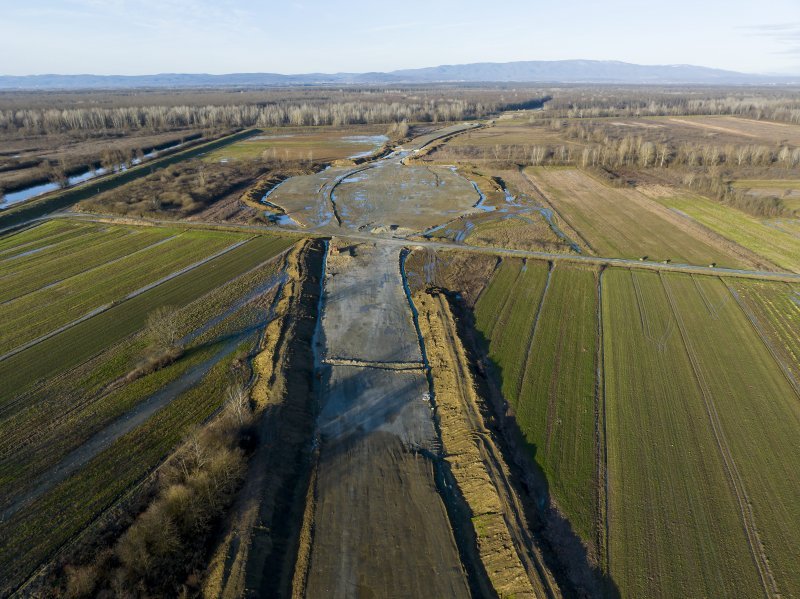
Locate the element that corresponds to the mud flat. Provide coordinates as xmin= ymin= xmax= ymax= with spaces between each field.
xmin=299 ymin=240 xmax=470 ymax=597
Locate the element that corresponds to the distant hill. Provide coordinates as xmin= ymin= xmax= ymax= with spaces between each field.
xmin=1 ymin=60 xmax=796 ymax=90
xmin=389 ymin=60 xmax=792 ymax=84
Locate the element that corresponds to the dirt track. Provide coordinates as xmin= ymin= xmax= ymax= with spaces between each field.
xmin=300 ymin=240 xmax=470 ymax=597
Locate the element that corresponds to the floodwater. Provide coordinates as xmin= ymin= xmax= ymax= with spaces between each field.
xmin=344 ymin=135 xmax=388 ymax=159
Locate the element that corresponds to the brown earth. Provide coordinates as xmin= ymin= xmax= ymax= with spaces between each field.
xmin=203 ymin=239 xmax=324 ymax=598
xmin=416 ymin=290 xmax=560 ymax=598
xmin=295 ymin=240 xmax=472 ymax=598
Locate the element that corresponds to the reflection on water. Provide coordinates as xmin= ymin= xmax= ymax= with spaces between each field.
xmin=344 ymin=135 xmax=388 ymax=159
xmin=1 ymin=140 xmax=187 ymax=210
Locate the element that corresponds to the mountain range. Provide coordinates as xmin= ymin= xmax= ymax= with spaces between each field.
xmin=1 ymin=60 xmax=796 ymax=90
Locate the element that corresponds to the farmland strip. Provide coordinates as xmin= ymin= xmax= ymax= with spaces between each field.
xmin=0 ymin=231 xmax=181 ymax=305
xmin=0 ymin=236 xmax=294 ymax=404
xmin=515 ymin=261 xmax=553 ymax=403
xmin=594 ymin=267 xmax=609 ymax=572
xmin=660 ymin=273 xmax=778 ymax=598
xmin=0 ymin=238 xmax=250 ymax=362
xmin=723 ymin=279 xmax=800 ymax=399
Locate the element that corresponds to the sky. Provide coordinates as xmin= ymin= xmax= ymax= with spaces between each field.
xmin=1 ymin=0 xmax=800 ymax=76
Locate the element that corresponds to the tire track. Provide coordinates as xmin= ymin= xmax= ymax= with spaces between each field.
xmin=722 ymin=278 xmax=800 ymax=401
xmin=594 ymin=268 xmax=609 ymax=573
xmin=514 ymin=262 xmax=553 ymax=408
xmin=660 ymin=273 xmax=778 ymax=598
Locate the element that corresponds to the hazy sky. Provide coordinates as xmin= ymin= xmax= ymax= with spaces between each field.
xmin=2 ymin=0 xmax=799 ymax=75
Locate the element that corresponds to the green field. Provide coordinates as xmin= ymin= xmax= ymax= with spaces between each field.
xmin=0 ymin=241 xmax=287 ymax=499
xmin=470 ymin=257 xmax=800 ymax=597
xmin=474 ymin=260 xmax=599 ymax=546
xmin=204 ymin=128 xmax=387 ymax=163
xmin=725 ymin=278 xmax=800 ymax=387
xmin=0 ymin=223 xmax=293 ymax=405
xmin=646 ymin=189 xmax=800 ymax=272
xmin=0 ymin=220 xmax=96 ymax=258
xmin=0 ymin=226 xmax=244 ymax=356
xmin=515 ymin=266 xmax=598 ymax=544
xmin=603 ymin=269 xmax=761 ymax=597
xmin=0 ymin=219 xmax=296 ymax=594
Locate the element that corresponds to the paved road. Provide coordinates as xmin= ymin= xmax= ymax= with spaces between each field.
xmin=28 ymin=211 xmax=800 ymax=283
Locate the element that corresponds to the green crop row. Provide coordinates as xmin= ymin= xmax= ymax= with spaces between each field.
xmin=0 ymin=224 xmax=129 ymax=277
xmin=483 ymin=260 xmax=549 ymax=406
xmin=0 ymin=226 xmax=176 ymax=302
xmin=473 ymin=258 xmax=522 ymax=340
xmin=515 ymin=266 xmax=598 ymax=544
xmin=0 ymin=234 xmax=293 ymax=406
xmin=0 ymin=228 xmax=243 ymax=355
xmin=725 ymin=278 xmax=800 ymax=386
xmin=0 ymin=220 xmax=93 ymax=257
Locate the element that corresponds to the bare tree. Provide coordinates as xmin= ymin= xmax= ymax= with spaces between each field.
xmin=145 ymin=305 xmax=181 ymax=351
xmin=226 ymin=384 xmax=251 ymax=426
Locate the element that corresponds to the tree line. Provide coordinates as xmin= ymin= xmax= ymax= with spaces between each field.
xmin=534 ymin=88 xmax=800 ymax=124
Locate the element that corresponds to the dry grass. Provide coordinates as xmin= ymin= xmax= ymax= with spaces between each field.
xmin=665 ymin=116 xmax=800 ymax=146
xmin=203 ymin=126 xmax=388 ymax=163
xmin=416 ymin=292 xmax=543 ymax=598
xmin=526 ymin=167 xmax=748 ymax=266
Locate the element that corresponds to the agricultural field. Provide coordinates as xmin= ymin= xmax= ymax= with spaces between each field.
xmin=450 ymin=251 xmax=800 ymax=597
xmin=473 ymin=260 xmax=599 ymax=549
xmin=0 ymin=218 xmax=296 ymax=593
xmin=663 ymin=116 xmax=800 ymax=146
xmin=586 ymin=115 xmax=800 ymax=147
xmin=640 ymin=186 xmax=800 ymax=272
xmin=204 ymin=126 xmax=389 ymax=163
xmin=526 ymin=167 xmax=747 ymax=266
xmin=723 ymin=278 xmax=800 ymax=393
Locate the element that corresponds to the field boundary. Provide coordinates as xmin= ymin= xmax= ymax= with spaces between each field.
xmin=0 ymin=238 xmax=252 ymax=362
xmin=722 ymin=279 xmax=800 ymax=400
xmin=660 ymin=273 xmax=778 ymax=598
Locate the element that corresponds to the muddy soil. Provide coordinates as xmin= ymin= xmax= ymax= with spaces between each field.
xmin=300 ymin=240 xmax=471 ymax=598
